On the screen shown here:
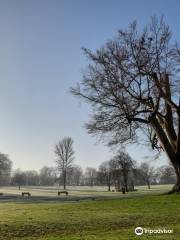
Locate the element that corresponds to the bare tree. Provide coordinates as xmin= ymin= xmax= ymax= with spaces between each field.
xmin=84 ymin=167 xmax=97 ymax=186
xmin=111 ymin=151 xmax=134 ymax=191
xmin=24 ymin=170 xmax=39 ymax=186
xmin=55 ymin=137 xmax=74 ymax=189
xmin=109 ymin=158 xmax=122 ymax=191
xmin=66 ymin=165 xmax=83 ymax=186
xmin=11 ymin=169 xmax=26 ymax=190
xmin=158 ymin=165 xmax=176 ymax=184
xmin=98 ymin=161 xmax=112 ymax=191
xmin=71 ymin=17 xmax=180 ymax=192
xmin=138 ymin=162 xmax=154 ymax=189
xmin=0 ymin=153 xmax=12 ymax=186
xmin=39 ymin=166 xmax=56 ymax=186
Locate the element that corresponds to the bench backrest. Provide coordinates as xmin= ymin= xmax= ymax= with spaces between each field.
xmin=58 ymin=191 xmax=68 ymax=196
xmin=22 ymin=192 xmax=31 ymax=196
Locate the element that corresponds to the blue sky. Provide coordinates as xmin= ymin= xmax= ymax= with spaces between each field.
xmin=0 ymin=0 xmax=179 ymax=171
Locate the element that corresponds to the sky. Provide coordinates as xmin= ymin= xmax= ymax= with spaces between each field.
xmin=0 ymin=0 xmax=179 ymax=171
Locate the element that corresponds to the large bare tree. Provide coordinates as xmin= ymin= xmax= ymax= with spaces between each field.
xmin=55 ymin=137 xmax=74 ymax=189
xmin=71 ymin=17 xmax=180 ymax=193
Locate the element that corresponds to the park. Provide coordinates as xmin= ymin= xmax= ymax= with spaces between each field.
xmin=0 ymin=185 xmax=179 ymax=239
xmin=0 ymin=1 xmax=180 ymax=240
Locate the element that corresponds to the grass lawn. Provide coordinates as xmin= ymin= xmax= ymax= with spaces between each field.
xmin=0 ymin=184 xmax=174 ymax=199
xmin=0 ymin=186 xmax=179 ymax=239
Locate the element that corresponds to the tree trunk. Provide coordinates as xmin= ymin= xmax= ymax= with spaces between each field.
xmin=131 ymin=180 xmax=135 ymax=191
xmin=169 ymin=161 xmax=180 ymax=193
xmin=107 ymin=174 xmax=111 ymax=191
xmin=108 ymin=182 xmax=111 ymax=191
xmin=123 ymin=175 xmax=128 ymax=192
xmin=171 ymin=178 xmax=180 ymax=193
xmin=63 ymin=170 xmax=66 ymax=190
xmin=150 ymin=115 xmax=180 ymax=193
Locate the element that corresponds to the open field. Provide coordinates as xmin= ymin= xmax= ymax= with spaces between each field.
xmin=0 ymin=185 xmax=179 ymax=239
xmin=0 ymin=184 xmax=174 ymax=202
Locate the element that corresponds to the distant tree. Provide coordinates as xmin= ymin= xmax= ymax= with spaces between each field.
xmin=11 ymin=169 xmax=26 ymax=190
xmin=39 ymin=166 xmax=56 ymax=186
xmin=55 ymin=137 xmax=74 ymax=189
xmin=98 ymin=161 xmax=112 ymax=191
xmin=158 ymin=165 xmax=176 ymax=184
xmin=109 ymin=159 xmax=122 ymax=190
xmin=138 ymin=162 xmax=155 ymax=189
xmin=132 ymin=167 xmax=144 ymax=186
xmin=66 ymin=165 xmax=83 ymax=186
xmin=111 ymin=151 xmax=134 ymax=191
xmin=71 ymin=17 xmax=180 ymax=193
xmin=0 ymin=153 xmax=12 ymax=186
xmin=25 ymin=170 xmax=39 ymax=186
xmin=84 ymin=167 xmax=97 ymax=186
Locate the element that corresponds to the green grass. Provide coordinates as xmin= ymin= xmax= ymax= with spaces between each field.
xmin=0 ymin=186 xmax=179 ymax=240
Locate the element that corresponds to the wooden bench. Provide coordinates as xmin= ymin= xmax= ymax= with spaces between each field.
xmin=58 ymin=191 xmax=68 ymax=196
xmin=22 ymin=192 xmax=31 ymax=197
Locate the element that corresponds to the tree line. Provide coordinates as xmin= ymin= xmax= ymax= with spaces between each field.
xmin=0 ymin=137 xmax=176 ymax=191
